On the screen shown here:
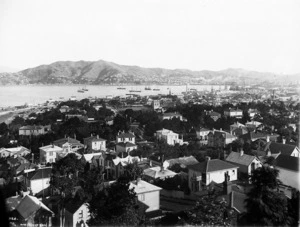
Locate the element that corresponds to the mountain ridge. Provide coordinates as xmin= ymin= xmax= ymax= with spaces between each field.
xmin=0 ymin=60 xmax=298 ymax=85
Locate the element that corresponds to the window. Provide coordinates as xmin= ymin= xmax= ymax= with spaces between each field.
xmin=49 ymin=151 xmax=53 ymax=156
xmin=79 ymin=210 xmax=83 ymax=219
xmin=140 ymin=194 xmax=145 ymax=201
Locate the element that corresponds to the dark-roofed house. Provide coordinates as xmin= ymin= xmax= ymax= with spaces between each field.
xmin=0 ymin=146 xmax=31 ymax=158
xmin=208 ymin=111 xmax=221 ymax=121
xmin=265 ymin=142 xmax=300 ymax=158
xmin=64 ymin=199 xmax=89 ymax=227
xmin=276 ymin=155 xmax=299 ymax=190
xmin=207 ymin=129 xmax=237 ymax=148
xmin=116 ymin=131 xmax=136 ymax=144
xmin=53 ymin=137 xmax=84 ymax=153
xmin=84 ymin=135 xmax=106 ymax=151
xmin=6 ymin=194 xmax=53 ymax=226
xmin=226 ymin=150 xmax=262 ymax=176
xmin=24 ymin=167 xmax=52 ymax=196
xmin=161 ymin=112 xmax=184 ymax=121
xmin=116 ymin=141 xmax=137 ymax=153
xmin=187 ymin=157 xmax=238 ymax=192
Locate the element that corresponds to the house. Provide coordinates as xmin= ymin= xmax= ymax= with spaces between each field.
xmin=224 ymin=108 xmax=243 ymax=118
xmin=187 ymin=157 xmax=238 ymax=192
xmin=161 ymin=112 xmax=185 ymax=121
xmin=83 ymin=152 xmax=104 ymax=166
xmin=163 ymin=156 xmax=199 ymax=170
xmin=7 ymin=156 xmax=30 ymax=168
xmin=230 ymin=122 xmax=246 ymax=132
xmin=0 ymin=146 xmax=31 ymax=158
xmin=84 ymin=135 xmax=106 ymax=151
xmin=276 ymin=155 xmax=299 ymax=190
xmin=264 ymin=141 xmax=300 ymax=158
xmin=208 ymin=111 xmax=221 ymax=121
xmin=6 ymin=194 xmax=53 ymax=226
xmin=196 ymin=127 xmax=211 ymax=144
xmin=116 ymin=131 xmax=136 ymax=144
xmin=24 ymin=167 xmax=52 ymax=196
xmin=155 ymin=128 xmax=184 ymax=146
xmin=39 ymin=144 xmax=64 ymax=164
xmin=59 ymin=105 xmax=70 ymax=113
xmin=143 ymin=166 xmax=177 ymax=181
xmin=129 ymin=178 xmax=162 ymax=213
xmin=152 ymin=100 xmax=161 ymax=110
xmin=19 ymin=125 xmax=51 ymax=136
xmin=112 ymin=153 xmax=141 ymax=178
xmin=64 ymin=199 xmax=90 ymax=227
xmin=226 ymin=150 xmax=262 ymax=176
xmin=53 ymin=137 xmax=84 ymax=153
xmin=207 ymin=129 xmax=237 ymax=148
xmin=116 ymin=142 xmax=138 ymax=153
xmin=240 ymin=132 xmax=278 ymax=142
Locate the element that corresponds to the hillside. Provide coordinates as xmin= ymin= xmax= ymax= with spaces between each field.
xmin=0 ymin=60 xmax=298 ymax=85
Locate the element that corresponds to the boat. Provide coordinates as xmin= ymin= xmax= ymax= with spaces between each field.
xmin=129 ymin=88 xmax=141 ymax=92
xmin=117 ymin=87 xmax=126 ymax=90
xmin=77 ymin=89 xmax=84 ymax=93
xmin=70 ymin=96 xmax=76 ymax=100
xmin=145 ymin=86 xmax=151 ymax=90
xmin=83 ymin=86 xmax=88 ymax=91
xmin=153 ymin=88 xmax=160 ymax=91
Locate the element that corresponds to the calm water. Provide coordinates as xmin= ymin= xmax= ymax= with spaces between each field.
xmin=0 ymin=85 xmax=225 ymax=108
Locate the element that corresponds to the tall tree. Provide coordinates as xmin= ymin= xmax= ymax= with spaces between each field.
xmin=240 ymin=166 xmax=291 ymax=226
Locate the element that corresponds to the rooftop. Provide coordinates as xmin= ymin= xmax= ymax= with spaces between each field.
xmin=187 ymin=159 xmax=238 ymax=173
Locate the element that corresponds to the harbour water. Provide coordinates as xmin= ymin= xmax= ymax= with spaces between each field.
xmin=0 ymin=84 xmax=226 ymax=108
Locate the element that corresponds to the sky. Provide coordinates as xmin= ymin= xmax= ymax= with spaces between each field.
xmin=0 ymin=0 xmax=299 ymax=74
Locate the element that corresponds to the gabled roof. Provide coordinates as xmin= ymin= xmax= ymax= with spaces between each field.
xmin=129 ymin=179 xmax=162 ymax=194
xmin=209 ymin=111 xmax=221 ymax=116
xmin=144 ymin=166 xmax=177 ymax=179
xmin=53 ymin=138 xmax=83 ymax=147
xmin=276 ymin=155 xmax=299 ymax=172
xmin=213 ymin=130 xmax=236 ymax=139
xmin=64 ymin=199 xmax=86 ymax=214
xmin=163 ymin=112 xmax=182 ymax=117
xmin=83 ymin=152 xmax=103 ymax=163
xmin=231 ymin=191 xmax=247 ymax=213
xmin=26 ymin=167 xmax=52 ymax=181
xmin=16 ymin=195 xmax=53 ymax=219
xmin=226 ymin=152 xmax=259 ymax=166
xmin=19 ymin=125 xmax=43 ymax=130
xmin=197 ymin=127 xmax=210 ymax=132
xmin=265 ymin=142 xmax=299 ymax=156
xmin=187 ymin=159 xmax=238 ymax=173
xmin=117 ymin=132 xmax=135 ymax=139
xmin=165 ymin=156 xmax=199 ymax=167
xmin=39 ymin=144 xmax=63 ymax=152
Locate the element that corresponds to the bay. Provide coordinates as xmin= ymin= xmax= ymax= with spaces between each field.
xmin=0 ymin=84 xmax=225 ymax=108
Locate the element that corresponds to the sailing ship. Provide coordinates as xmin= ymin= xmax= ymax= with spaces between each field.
xmin=145 ymin=86 xmax=151 ymax=90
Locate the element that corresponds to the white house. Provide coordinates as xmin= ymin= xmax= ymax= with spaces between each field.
xmin=64 ymin=201 xmax=90 ymax=227
xmin=155 ymin=128 xmax=183 ymax=146
xmin=0 ymin=146 xmax=31 ymax=158
xmin=84 ymin=135 xmax=106 ymax=151
xmin=195 ymin=127 xmax=211 ymax=144
xmin=39 ymin=144 xmax=63 ymax=164
xmin=129 ymin=179 xmax=162 ymax=213
xmin=265 ymin=142 xmax=300 ymax=158
xmin=143 ymin=166 xmax=177 ymax=181
xmin=163 ymin=156 xmax=199 ymax=170
xmin=24 ymin=167 xmax=52 ymax=195
xmin=207 ymin=129 xmax=237 ymax=148
xmin=226 ymin=150 xmax=262 ymax=176
xmin=224 ymin=108 xmax=243 ymax=118
xmin=187 ymin=158 xmax=238 ymax=192
xmin=161 ymin=112 xmax=184 ymax=121
xmin=276 ymin=155 xmax=299 ymax=190
xmin=116 ymin=132 xmax=136 ymax=144
xmin=53 ymin=137 xmax=84 ymax=153
xmin=19 ymin=125 xmax=51 ymax=136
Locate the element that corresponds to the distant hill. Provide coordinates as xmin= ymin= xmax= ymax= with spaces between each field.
xmin=0 ymin=60 xmax=298 ymax=85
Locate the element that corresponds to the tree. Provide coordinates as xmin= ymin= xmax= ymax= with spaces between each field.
xmin=0 ymin=122 xmax=8 ymax=135
xmin=240 ymin=166 xmax=292 ymax=226
xmin=184 ymin=192 xmax=234 ymax=226
xmin=88 ymin=176 xmax=141 ymax=226
xmin=122 ymin=161 xmax=143 ymax=181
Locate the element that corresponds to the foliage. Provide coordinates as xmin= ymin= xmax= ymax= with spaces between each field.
xmin=155 ymin=175 xmax=190 ymax=194
xmin=184 ymin=193 xmax=234 ymax=226
xmin=240 ymin=166 xmax=292 ymax=226
xmin=122 ymin=161 xmax=144 ymax=181
xmin=88 ymin=176 xmax=140 ymax=226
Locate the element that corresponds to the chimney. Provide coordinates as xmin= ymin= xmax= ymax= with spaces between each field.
xmin=240 ymin=149 xmax=244 ymax=156
xmin=282 ymin=138 xmax=286 ymax=144
xmin=266 ymin=136 xmax=270 ymax=142
xmin=32 ymin=153 xmax=34 ymax=163
xmin=136 ymin=177 xmax=141 ymax=186
xmin=74 ymin=134 xmax=76 ymax=139
xmin=97 ymin=135 xmax=99 ymax=139
xmin=267 ymin=149 xmax=271 ymax=157
xmin=223 ymin=172 xmax=232 ymax=195
xmin=220 ymin=128 xmax=222 ymax=131
xmin=206 ymin=156 xmax=211 ymax=161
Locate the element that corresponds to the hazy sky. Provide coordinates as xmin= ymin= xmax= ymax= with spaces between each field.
xmin=0 ymin=0 xmax=299 ymax=73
